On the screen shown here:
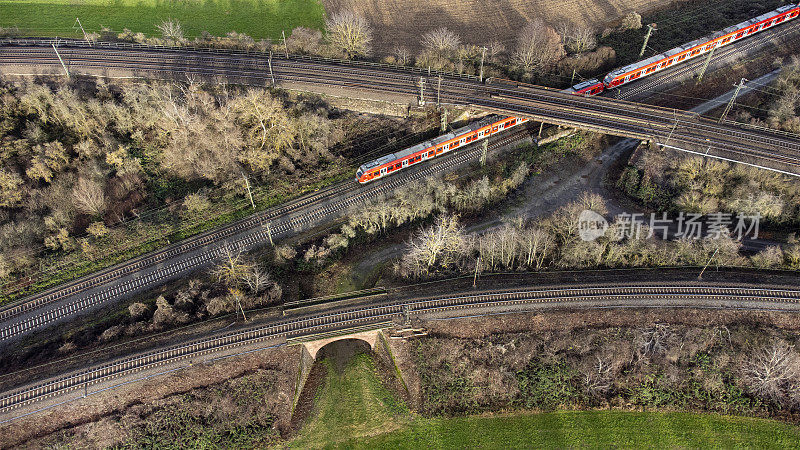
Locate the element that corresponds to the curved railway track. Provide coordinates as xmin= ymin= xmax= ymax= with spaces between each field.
xmin=2 ymin=281 xmax=800 ymax=415
xmin=0 ymin=126 xmax=529 ymax=343
xmin=2 ymin=37 xmax=800 ymax=171
xmin=1 ymin=36 xmax=800 ymax=344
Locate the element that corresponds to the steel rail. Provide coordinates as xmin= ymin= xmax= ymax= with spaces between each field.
xmin=1 ymin=37 xmax=799 ymax=342
xmin=0 ymin=128 xmax=529 ymax=343
xmin=1 ymin=282 xmax=799 ymax=414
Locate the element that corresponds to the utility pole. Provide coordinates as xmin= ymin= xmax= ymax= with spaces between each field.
xmin=698 ymin=248 xmax=718 ymax=280
xmin=473 ymin=256 xmax=481 ymax=287
xmin=480 ymin=140 xmax=488 ymax=166
xmin=266 ymin=222 xmax=274 ymax=246
xmin=538 ymin=122 xmax=544 ymax=138
xmin=52 ymin=41 xmax=70 ymax=78
xmin=570 ymin=68 xmax=577 ymax=86
xmin=479 ymin=46 xmax=487 ymax=83
xmin=639 ymin=23 xmax=656 ymax=58
xmin=440 ymin=108 xmax=447 ymax=133
xmin=73 ymin=18 xmax=91 ymax=45
xmin=437 ymin=75 xmax=442 ymax=107
xmin=234 ymin=290 xmax=248 ymax=322
xmin=695 ymin=45 xmax=716 ymax=84
xmin=282 ymin=30 xmax=288 ymax=58
xmin=242 ymin=172 xmax=255 ymax=209
xmin=268 ymin=50 xmax=275 ymax=85
xmin=418 ymin=77 xmax=425 ymax=106
xmin=719 ymin=78 xmax=747 ymax=123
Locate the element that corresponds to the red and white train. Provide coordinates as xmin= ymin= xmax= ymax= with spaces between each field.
xmin=564 ymin=3 xmax=800 ymax=95
xmin=356 ymin=115 xmax=528 ymax=183
xmin=357 ymin=5 xmax=799 ymax=183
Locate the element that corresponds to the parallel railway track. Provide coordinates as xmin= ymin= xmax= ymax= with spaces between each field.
xmin=0 ymin=127 xmax=529 ymax=343
xmin=2 ymin=37 xmax=799 ymax=171
xmin=1 ymin=35 xmax=800 ymax=344
xmin=2 ymin=282 xmax=800 ymax=415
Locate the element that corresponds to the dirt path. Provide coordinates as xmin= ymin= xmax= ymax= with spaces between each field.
xmin=349 ymin=137 xmax=637 ymax=287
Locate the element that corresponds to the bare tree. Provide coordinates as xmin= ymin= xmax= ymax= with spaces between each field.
xmin=287 ymin=27 xmax=324 ymax=55
xmin=212 ymin=244 xmax=275 ymax=295
xmin=558 ymin=22 xmax=597 ymax=53
xmin=212 ymin=244 xmax=252 ymax=287
xmin=751 ymin=246 xmax=784 ymax=269
xmin=326 ymin=10 xmax=372 ymax=58
xmin=620 ymin=12 xmax=642 ymax=30
xmin=513 ymin=19 xmax=565 ymax=72
xmin=583 ymin=355 xmax=613 ymax=397
xmin=72 ymin=178 xmax=106 ymax=216
xmin=634 ymin=324 xmax=674 ymax=361
xmin=157 ymin=19 xmax=185 ymax=45
xmin=0 ymin=168 xmax=23 ymax=208
xmin=393 ymin=46 xmax=411 ymax=66
xmin=487 ymin=40 xmax=506 ymax=61
xmin=422 ymin=27 xmax=460 ymax=57
xmin=742 ymin=340 xmax=800 ymax=404
xmin=240 ymin=264 xmax=272 ymax=294
xmin=400 ymin=215 xmax=466 ymax=277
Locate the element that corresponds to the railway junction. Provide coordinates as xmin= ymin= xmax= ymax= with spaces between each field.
xmin=1 ymin=6 xmax=800 ymax=436
xmin=0 ymin=32 xmax=799 ymax=348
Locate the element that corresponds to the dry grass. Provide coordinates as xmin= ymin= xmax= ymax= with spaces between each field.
xmin=0 ymin=345 xmax=301 ymax=448
xmin=323 ymin=0 xmax=671 ymax=53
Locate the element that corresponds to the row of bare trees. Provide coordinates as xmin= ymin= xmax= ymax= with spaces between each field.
xmin=397 ymin=192 xmax=800 ymax=278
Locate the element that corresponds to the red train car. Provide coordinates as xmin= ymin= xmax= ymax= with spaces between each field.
xmin=356 ymin=115 xmax=528 ymax=183
xmin=604 ymin=4 xmax=800 ymax=89
xmin=564 ymin=4 xmax=800 ymax=95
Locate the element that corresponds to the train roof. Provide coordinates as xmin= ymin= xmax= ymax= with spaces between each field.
xmin=358 ymin=115 xmax=505 ymax=172
xmin=571 ymin=79 xmax=602 ymax=90
xmin=604 ymin=5 xmax=797 ymax=83
xmin=359 ymin=153 xmax=397 ymax=171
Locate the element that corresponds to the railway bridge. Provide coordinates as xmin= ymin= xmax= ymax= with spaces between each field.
xmin=1 ymin=38 xmax=800 ymax=351
xmin=2 ymin=38 xmax=799 ymax=177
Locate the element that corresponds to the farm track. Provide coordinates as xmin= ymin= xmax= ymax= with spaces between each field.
xmin=2 ymin=279 xmax=800 ymax=416
xmin=0 ymin=34 xmax=799 ymax=347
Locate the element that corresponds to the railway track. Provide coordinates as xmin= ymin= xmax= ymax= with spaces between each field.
xmin=1 ymin=34 xmax=800 ymax=344
xmin=2 ymin=281 xmax=800 ymax=415
xmin=616 ymin=18 xmax=800 ymax=101
xmin=2 ymin=37 xmax=799 ymax=173
xmin=0 ymin=126 xmax=530 ymax=344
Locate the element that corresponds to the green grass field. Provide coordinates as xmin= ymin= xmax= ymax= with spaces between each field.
xmin=0 ymin=0 xmax=324 ymax=40
xmin=291 ymin=349 xmax=800 ymax=449
xmin=291 ymin=352 xmax=410 ymax=448
xmin=355 ymin=411 xmax=800 ymax=449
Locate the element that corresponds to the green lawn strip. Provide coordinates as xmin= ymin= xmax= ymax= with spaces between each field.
xmin=291 ymin=352 xmax=410 ymax=448
xmin=351 ymin=410 xmax=800 ymax=449
xmin=0 ymin=0 xmax=324 ymax=40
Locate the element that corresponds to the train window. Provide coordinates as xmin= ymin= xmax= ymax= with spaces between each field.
xmin=736 ymin=32 xmax=744 ymax=38
xmin=428 ymin=151 xmax=434 ymax=157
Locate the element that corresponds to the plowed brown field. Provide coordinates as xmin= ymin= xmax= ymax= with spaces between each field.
xmin=324 ymin=0 xmax=672 ymax=52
